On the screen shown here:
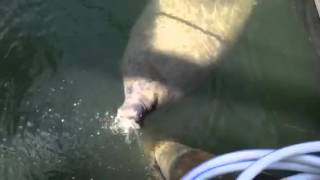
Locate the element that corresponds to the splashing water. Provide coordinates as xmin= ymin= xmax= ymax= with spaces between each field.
xmin=104 ymin=112 xmax=141 ymax=144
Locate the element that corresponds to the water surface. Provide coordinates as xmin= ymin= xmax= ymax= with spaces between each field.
xmin=0 ymin=0 xmax=319 ymax=179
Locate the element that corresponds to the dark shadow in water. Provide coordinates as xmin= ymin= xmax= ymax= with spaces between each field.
xmin=0 ymin=28 xmax=59 ymax=137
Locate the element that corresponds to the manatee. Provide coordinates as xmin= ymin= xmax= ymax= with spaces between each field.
xmin=115 ymin=0 xmax=254 ymax=131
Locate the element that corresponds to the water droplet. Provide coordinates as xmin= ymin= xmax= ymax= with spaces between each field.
xmin=27 ymin=121 xmax=33 ymax=127
xmin=54 ymin=113 xmax=61 ymax=118
xmin=41 ymin=132 xmax=49 ymax=137
xmin=95 ymin=112 xmax=100 ymax=119
xmin=61 ymin=119 xmax=65 ymax=123
xmin=19 ymin=116 xmax=26 ymax=121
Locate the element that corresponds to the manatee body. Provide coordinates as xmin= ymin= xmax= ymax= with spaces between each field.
xmin=116 ymin=0 xmax=254 ymax=128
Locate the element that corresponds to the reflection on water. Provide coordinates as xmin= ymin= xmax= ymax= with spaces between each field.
xmin=0 ymin=0 xmax=149 ymax=179
xmin=0 ymin=0 xmax=58 ymax=137
xmin=0 ymin=0 xmax=319 ymax=179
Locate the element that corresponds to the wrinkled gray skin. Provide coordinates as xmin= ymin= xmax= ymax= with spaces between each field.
xmin=116 ymin=0 xmax=254 ymax=129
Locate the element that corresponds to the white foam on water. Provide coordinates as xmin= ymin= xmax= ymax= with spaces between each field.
xmin=103 ymin=112 xmax=141 ymax=144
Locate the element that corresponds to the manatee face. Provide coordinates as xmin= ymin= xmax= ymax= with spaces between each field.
xmin=116 ymin=78 xmax=182 ymax=129
xmin=116 ymin=101 xmax=146 ymax=126
xmin=116 ymin=79 xmax=157 ymax=129
xmin=115 ymin=0 xmax=253 ymax=129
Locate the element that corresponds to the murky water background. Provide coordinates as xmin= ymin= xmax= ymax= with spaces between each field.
xmin=0 ymin=0 xmax=319 ymax=179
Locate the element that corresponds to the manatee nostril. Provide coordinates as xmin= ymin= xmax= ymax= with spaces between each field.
xmin=117 ymin=103 xmax=146 ymax=123
xmin=125 ymin=86 xmax=133 ymax=94
xmin=131 ymin=104 xmax=146 ymax=121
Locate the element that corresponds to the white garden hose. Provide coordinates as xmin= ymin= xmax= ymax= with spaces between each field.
xmin=182 ymin=141 xmax=320 ymax=180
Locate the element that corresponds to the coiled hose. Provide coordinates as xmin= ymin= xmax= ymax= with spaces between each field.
xmin=182 ymin=141 xmax=320 ymax=180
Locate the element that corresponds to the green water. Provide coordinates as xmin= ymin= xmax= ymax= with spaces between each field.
xmin=0 ymin=0 xmax=319 ymax=179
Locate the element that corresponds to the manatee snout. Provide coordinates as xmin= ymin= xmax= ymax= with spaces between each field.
xmin=116 ymin=80 xmax=159 ymax=128
xmin=116 ymin=102 xmax=146 ymax=127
